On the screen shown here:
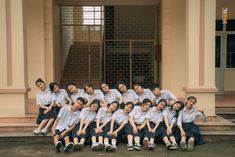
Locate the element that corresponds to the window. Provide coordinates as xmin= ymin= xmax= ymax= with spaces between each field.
xmin=227 ymin=35 xmax=235 ymax=68
xmin=83 ymin=6 xmax=102 ymax=31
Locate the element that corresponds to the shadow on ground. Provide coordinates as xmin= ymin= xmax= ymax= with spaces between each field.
xmin=0 ymin=137 xmax=235 ymax=157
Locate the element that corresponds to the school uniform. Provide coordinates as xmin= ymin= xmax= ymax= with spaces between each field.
xmin=55 ymin=105 xmax=81 ymax=138
xmin=163 ymin=107 xmax=181 ymax=142
xmin=126 ymin=106 xmax=147 ymax=137
xmin=71 ymin=89 xmax=86 ymax=103
xmin=91 ymin=107 xmax=113 ymax=138
xmin=104 ymin=89 xmax=121 ymax=104
xmin=122 ymin=89 xmax=139 ymax=104
xmin=85 ymin=89 xmax=105 ymax=105
xmin=108 ymin=109 xmax=129 ymax=141
xmin=144 ymin=107 xmax=166 ymax=140
xmin=154 ymin=90 xmax=177 ymax=104
xmin=36 ymin=88 xmax=57 ymax=124
xmin=53 ymin=89 xmax=69 ymax=113
xmin=177 ymin=107 xmax=206 ymax=144
xmin=72 ymin=107 xmax=97 ymax=139
xmin=137 ymin=89 xmax=155 ymax=103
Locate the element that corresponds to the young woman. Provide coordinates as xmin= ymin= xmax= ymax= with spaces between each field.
xmin=91 ymin=101 xmax=119 ymax=151
xmin=84 ymin=83 xmax=107 ymax=107
xmin=162 ymin=101 xmax=184 ymax=150
xmin=105 ymin=102 xmax=134 ymax=152
xmin=133 ymin=83 xmax=155 ymax=104
xmin=100 ymin=82 xmax=123 ymax=105
xmin=67 ymin=82 xmax=86 ymax=104
xmin=49 ymin=82 xmax=72 ymax=114
xmin=118 ymin=82 xmax=139 ymax=105
xmin=151 ymin=83 xmax=177 ymax=105
xmin=72 ymin=99 xmax=100 ymax=151
xmin=143 ymin=99 xmax=173 ymax=150
xmin=34 ymin=78 xmax=57 ymax=135
xmin=126 ymin=99 xmax=151 ymax=151
xmin=51 ymin=97 xmax=85 ymax=152
xmin=178 ymin=96 xmax=207 ymax=151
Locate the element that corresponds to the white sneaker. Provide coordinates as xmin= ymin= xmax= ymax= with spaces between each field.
xmin=33 ymin=129 xmax=40 ymax=135
xmin=41 ymin=128 xmax=48 ymax=135
xmin=92 ymin=142 xmax=99 ymax=150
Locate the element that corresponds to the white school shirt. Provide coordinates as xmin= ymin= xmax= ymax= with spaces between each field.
xmin=36 ymin=88 xmax=56 ymax=106
xmin=129 ymin=106 xmax=147 ymax=125
xmin=96 ymin=107 xmax=113 ymax=124
xmin=122 ymin=89 xmax=139 ymax=104
xmin=155 ymin=89 xmax=177 ymax=104
xmin=137 ymin=88 xmax=155 ymax=102
xmin=112 ymin=109 xmax=128 ymax=125
xmin=163 ymin=107 xmax=176 ymax=125
xmin=79 ymin=107 xmax=97 ymax=124
xmin=53 ymin=89 xmax=69 ymax=105
xmin=71 ymin=89 xmax=86 ymax=103
xmin=145 ymin=107 xmax=164 ymax=124
xmin=56 ymin=106 xmax=81 ymax=131
xmin=104 ymin=89 xmax=121 ymax=104
xmin=177 ymin=107 xmax=207 ymax=127
xmin=85 ymin=89 xmax=105 ymax=103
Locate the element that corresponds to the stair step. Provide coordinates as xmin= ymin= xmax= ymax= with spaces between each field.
xmin=216 ymin=112 xmax=235 ymax=119
xmin=200 ymin=130 xmax=235 ymax=136
xmin=0 ymin=123 xmax=37 ymax=133
xmin=216 ymin=105 xmax=235 ymax=112
xmin=196 ymin=116 xmax=235 ymax=131
xmin=0 ymin=115 xmax=37 ymax=123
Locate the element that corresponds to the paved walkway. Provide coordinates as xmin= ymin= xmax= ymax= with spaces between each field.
xmin=0 ymin=137 xmax=235 ymax=157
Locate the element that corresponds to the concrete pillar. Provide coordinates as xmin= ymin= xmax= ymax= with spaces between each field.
xmin=0 ymin=0 xmax=29 ymax=116
xmin=184 ymin=0 xmax=217 ymax=116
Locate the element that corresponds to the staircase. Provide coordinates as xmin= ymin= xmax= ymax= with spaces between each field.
xmin=216 ymin=105 xmax=235 ymax=123
xmin=60 ymin=42 xmax=102 ymax=89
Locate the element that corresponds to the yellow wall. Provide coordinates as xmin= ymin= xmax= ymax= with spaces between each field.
xmin=25 ymin=0 xmax=45 ymax=98
xmin=161 ymin=0 xmax=186 ymax=97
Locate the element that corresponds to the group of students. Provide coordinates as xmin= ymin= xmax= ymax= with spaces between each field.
xmin=33 ymin=78 xmax=207 ymax=153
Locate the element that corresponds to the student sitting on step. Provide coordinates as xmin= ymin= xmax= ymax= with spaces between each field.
xmin=67 ymin=82 xmax=86 ymax=105
xmin=34 ymin=78 xmax=57 ymax=135
xmin=72 ymin=99 xmax=100 ymax=151
xmin=84 ymin=83 xmax=107 ymax=107
xmin=51 ymin=97 xmax=85 ymax=152
xmin=162 ymin=101 xmax=184 ymax=150
xmin=49 ymin=82 xmax=72 ymax=114
xmin=105 ymin=102 xmax=134 ymax=152
xmin=100 ymin=82 xmax=123 ymax=105
xmin=126 ymin=99 xmax=151 ymax=151
xmin=177 ymin=96 xmax=207 ymax=151
xmin=118 ymin=82 xmax=140 ymax=106
xmin=143 ymin=99 xmax=173 ymax=150
xmin=91 ymin=101 xmax=119 ymax=151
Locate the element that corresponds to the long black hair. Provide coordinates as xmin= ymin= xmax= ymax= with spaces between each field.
xmin=171 ymin=101 xmax=184 ymax=122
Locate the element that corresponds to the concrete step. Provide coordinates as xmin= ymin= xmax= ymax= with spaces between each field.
xmin=216 ymin=105 xmax=235 ymax=112
xmin=0 ymin=115 xmax=37 ymax=123
xmin=196 ymin=116 xmax=235 ymax=131
xmin=216 ymin=112 xmax=235 ymax=119
xmin=0 ymin=123 xmax=37 ymax=133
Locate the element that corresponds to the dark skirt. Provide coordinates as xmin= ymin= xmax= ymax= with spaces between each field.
xmin=126 ymin=122 xmax=147 ymax=138
xmin=144 ymin=122 xmax=167 ymax=139
xmin=106 ymin=122 xmax=127 ymax=141
xmin=182 ymin=122 xmax=205 ymax=145
xmin=90 ymin=121 xmax=111 ymax=137
xmin=171 ymin=125 xmax=181 ymax=143
xmin=36 ymin=105 xmax=57 ymax=124
xmin=55 ymin=129 xmax=70 ymax=138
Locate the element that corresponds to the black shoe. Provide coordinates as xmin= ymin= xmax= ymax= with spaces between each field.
xmin=104 ymin=144 xmax=112 ymax=152
xmin=64 ymin=142 xmax=73 ymax=152
xmin=134 ymin=143 xmax=141 ymax=151
xmin=55 ymin=141 xmax=62 ymax=152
